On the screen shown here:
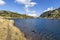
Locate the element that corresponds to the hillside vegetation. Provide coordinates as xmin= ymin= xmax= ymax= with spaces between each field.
xmin=0 ymin=10 xmax=33 ymax=18
xmin=40 ymin=8 xmax=60 ymax=19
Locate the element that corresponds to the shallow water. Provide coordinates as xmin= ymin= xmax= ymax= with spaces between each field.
xmin=11 ymin=18 xmax=60 ymax=40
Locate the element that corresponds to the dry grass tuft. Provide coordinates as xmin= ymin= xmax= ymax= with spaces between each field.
xmin=0 ymin=17 xmax=26 ymax=40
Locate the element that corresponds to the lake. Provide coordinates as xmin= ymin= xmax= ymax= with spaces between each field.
xmin=10 ymin=18 xmax=60 ymax=40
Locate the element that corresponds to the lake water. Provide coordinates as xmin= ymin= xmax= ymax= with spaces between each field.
xmin=11 ymin=18 xmax=60 ymax=40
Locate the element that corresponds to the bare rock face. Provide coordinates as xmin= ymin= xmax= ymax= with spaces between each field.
xmin=0 ymin=17 xmax=26 ymax=40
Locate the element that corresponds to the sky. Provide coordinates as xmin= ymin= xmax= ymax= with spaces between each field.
xmin=0 ymin=0 xmax=60 ymax=16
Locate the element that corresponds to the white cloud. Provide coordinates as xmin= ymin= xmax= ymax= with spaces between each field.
xmin=43 ymin=7 xmax=54 ymax=12
xmin=27 ymin=13 xmax=38 ymax=17
xmin=15 ymin=0 xmax=37 ymax=13
xmin=0 ymin=0 xmax=6 ymax=5
xmin=27 ymin=11 xmax=39 ymax=17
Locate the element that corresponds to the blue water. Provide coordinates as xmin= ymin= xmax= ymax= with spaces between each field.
xmin=11 ymin=18 xmax=60 ymax=40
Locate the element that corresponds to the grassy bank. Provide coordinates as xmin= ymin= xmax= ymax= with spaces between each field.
xmin=0 ymin=17 xmax=26 ymax=40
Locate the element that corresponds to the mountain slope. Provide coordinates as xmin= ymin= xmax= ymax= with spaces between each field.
xmin=0 ymin=10 xmax=33 ymax=18
xmin=40 ymin=8 xmax=60 ymax=19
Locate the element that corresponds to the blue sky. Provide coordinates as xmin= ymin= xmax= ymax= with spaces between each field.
xmin=0 ymin=0 xmax=60 ymax=16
